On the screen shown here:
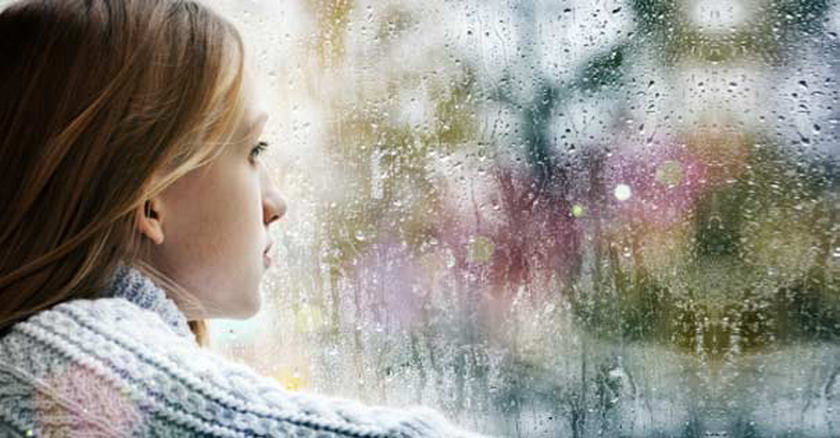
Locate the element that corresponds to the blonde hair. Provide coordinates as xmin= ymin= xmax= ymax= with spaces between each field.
xmin=0 ymin=0 xmax=249 ymax=345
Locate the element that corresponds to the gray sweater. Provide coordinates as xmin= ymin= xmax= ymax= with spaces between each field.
xmin=0 ymin=265 xmax=485 ymax=437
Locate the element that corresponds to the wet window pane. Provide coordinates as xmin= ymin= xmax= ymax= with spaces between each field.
xmin=211 ymin=0 xmax=840 ymax=436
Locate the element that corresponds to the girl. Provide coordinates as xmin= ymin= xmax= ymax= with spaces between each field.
xmin=0 ymin=0 xmax=484 ymax=436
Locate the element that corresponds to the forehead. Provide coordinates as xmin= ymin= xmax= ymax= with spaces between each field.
xmin=246 ymin=112 xmax=269 ymax=137
xmin=240 ymin=66 xmax=269 ymax=137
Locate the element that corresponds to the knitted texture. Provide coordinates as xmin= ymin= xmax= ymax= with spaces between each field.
xmin=0 ymin=265 xmax=486 ymax=438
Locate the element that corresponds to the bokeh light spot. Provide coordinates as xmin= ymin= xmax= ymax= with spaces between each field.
xmin=614 ymin=184 xmax=632 ymax=201
xmin=655 ymin=160 xmax=684 ymax=188
xmin=467 ymin=235 xmax=495 ymax=264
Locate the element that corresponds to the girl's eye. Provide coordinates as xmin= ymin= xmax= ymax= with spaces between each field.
xmin=249 ymin=141 xmax=268 ymax=162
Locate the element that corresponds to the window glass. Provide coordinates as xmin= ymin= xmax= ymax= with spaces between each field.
xmin=213 ymin=0 xmax=840 ymax=436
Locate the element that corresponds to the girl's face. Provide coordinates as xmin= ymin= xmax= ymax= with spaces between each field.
xmin=136 ymin=68 xmax=285 ymax=319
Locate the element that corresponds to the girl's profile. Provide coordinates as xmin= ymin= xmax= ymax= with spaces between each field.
xmin=0 ymin=0 xmax=484 ymax=436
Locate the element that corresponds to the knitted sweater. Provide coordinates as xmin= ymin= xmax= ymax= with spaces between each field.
xmin=0 ymin=265 xmax=485 ymax=438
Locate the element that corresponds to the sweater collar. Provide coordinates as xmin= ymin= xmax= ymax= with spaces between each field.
xmin=102 ymin=264 xmax=193 ymax=338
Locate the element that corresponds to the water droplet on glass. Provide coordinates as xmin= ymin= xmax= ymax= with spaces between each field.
xmin=445 ymin=250 xmax=456 ymax=269
xmin=354 ymin=230 xmax=368 ymax=241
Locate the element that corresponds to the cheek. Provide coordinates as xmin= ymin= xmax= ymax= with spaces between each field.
xmin=157 ymin=162 xmax=265 ymax=315
xmin=191 ymin=166 xmax=263 ymax=261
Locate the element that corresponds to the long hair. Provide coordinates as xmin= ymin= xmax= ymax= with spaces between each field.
xmin=0 ymin=0 xmax=248 ymax=345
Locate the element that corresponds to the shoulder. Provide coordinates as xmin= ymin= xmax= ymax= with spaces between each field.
xmin=0 ymin=297 xmax=202 ymax=436
xmin=0 ymin=295 xmax=192 ymax=374
xmin=0 ymin=296 xmax=195 ymax=377
xmin=0 ymin=298 xmax=485 ymax=437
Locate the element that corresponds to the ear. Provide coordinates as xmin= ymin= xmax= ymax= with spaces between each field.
xmin=134 ymin=198 xmax=165 ymax=245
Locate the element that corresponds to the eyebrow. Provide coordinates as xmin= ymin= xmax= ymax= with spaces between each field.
xmin=246 ymin=112 xmax=269 ymax=138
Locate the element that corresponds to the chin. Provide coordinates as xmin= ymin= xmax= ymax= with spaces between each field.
xmin=238 ymin=296 xmax=262 ymax=319
xmin=226 ymin=289 xmax=262 ymax=319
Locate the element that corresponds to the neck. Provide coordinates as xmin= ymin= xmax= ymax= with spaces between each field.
xmin=103 ymin=263 xmax=193 ymax=338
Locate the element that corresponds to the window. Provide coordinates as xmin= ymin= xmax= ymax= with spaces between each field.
xmin=212 ymin=0 xmax=840 ymax=436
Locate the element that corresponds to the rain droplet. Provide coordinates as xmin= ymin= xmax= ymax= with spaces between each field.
xmin=445 ymin=250 xmax=456 ymax=268
xmin=354 ymin=230 xmax=368 ymax=241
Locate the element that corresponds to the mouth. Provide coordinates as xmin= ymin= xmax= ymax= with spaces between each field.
xmin=263 ymin=241 xmax=274 ymax=268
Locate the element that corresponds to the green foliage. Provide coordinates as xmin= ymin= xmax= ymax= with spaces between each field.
xmin=570 ymin=139 xmax=839 ymax=356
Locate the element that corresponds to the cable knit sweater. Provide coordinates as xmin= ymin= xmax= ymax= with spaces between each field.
xmin=0 ymin=265 xmax=485 ymax=438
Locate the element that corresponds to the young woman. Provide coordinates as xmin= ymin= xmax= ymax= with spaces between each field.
xmin=0 ymin=1 xmax=484 ymax=436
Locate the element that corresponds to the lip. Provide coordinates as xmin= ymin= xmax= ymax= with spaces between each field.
xmin=263 ymin=240 xmax=274 ymax=268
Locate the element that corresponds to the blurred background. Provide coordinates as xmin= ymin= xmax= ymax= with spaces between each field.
xmin=211 ymin=0 xmax=840 ymax=436
xmin=4 ymin=0 xmax=834 ymax=435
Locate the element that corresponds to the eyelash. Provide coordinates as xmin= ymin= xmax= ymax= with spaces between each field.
xmin=250 ymin=141 xmax=268 ymax=161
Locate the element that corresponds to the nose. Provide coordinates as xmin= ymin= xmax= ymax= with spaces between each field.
xmin=261 ymin=166 xmax=286 ymax=226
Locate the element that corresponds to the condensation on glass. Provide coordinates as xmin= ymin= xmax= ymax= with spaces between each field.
xmin=211 ymin=0 xmax=840 ymax=436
